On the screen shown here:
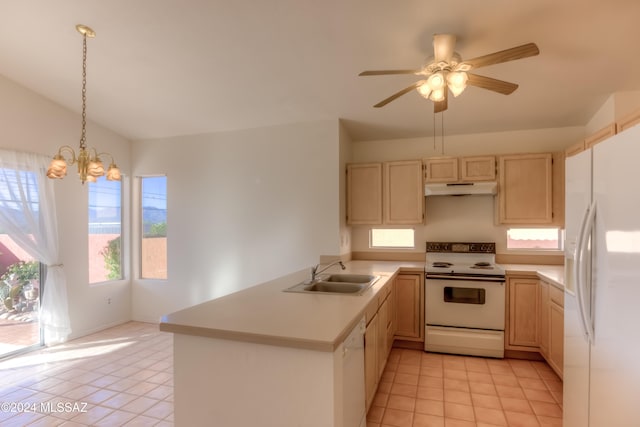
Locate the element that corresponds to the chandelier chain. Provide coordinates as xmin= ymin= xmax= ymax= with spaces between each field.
xmin=80 ymin=32 xmax=88 ymax=151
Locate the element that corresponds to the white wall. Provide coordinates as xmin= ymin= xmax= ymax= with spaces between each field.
xmin=585 ymin=90 xmax=640 ymax=134
xmin=131 ymin=119 xmax=342 ymax=322
xmin=350 ymin=126 xmax=584 ymax=255
xmin=0 ymin=74 xmax=132 ymax=339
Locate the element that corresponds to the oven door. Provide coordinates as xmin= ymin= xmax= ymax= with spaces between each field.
xmin=425 ymin=276 xmax=505 ymax=330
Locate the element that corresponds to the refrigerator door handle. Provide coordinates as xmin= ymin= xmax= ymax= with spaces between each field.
xmin=577 ymin=201 xmax=597 ymax=343
xmin=574 ymin=204 xmax=591 ymax=341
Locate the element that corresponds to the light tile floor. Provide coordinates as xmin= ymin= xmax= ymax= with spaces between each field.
xmin=0 ymin=321 xmax=563 ymax=427
xmin=0 ymin=322 xmax=173 ymax=426
xmin=367 ymin=348 xmax=563 ymax=427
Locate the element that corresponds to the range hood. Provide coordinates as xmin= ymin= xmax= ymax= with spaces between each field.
xmin=424 ymin=182 xmax=497 ymax=196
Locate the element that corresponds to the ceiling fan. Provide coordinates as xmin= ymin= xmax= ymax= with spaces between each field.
xmin=359 ymin=34 xmax=539 ymax=113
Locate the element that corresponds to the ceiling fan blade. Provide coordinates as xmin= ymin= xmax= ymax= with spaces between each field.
xmin=373 ymin=82 xmax=423 ymax=108
xmin=460 ymin=43 xmax=539 ymax=70
xmin=434 ymin=90 xmax=448 ymax=113
xmin=359 ymin=69 xmax=422 ymax=76
xmin=433 ymin=34 xmax=456 ymax=63
xmin=467 ymin=73 xmax=519 ymax=95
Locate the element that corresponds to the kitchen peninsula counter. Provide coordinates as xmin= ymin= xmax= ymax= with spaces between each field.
xmin=160 ymin=260 xmax=424 ymax=352
xmin=161 ymin=260 xmax=423 ymax=427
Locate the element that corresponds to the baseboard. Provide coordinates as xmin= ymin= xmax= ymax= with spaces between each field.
xmin=504 ymin=349 xmax=545 ymax=361
xmin=66 ymin=318 xmax=131 ymax=342
xmin=392 ymin=339 xmax=425 ymax=350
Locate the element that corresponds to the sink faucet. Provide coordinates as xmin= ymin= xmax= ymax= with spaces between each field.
xmin=311 ymin=260 xmax=345 ymax=281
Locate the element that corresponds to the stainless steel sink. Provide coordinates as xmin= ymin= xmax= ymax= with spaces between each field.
xmin=323 ymin=274 xmax=377 ymax=283
xmin=284 ymin=274 xmax=380 ymax=295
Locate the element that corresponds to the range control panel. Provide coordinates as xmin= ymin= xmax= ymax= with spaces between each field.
xmin=425 ymin=242 xmax=496 ymax=254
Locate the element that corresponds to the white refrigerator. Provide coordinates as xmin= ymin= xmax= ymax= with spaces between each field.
xmin=564 ymin=124 xmax=640 ymax=426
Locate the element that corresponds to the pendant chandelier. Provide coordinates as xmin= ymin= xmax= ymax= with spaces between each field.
xmin=47 ymin=24 xmax=121 ymax=185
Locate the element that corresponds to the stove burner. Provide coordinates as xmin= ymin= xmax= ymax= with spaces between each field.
xmin=432 ymin=262 xmax=453 ymax=268
xmin=471 ymin=262 xmax=494 ymax=270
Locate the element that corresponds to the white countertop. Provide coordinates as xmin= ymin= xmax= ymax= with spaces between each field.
xmin=160 ymin=260 xmax=424 ymax=352
xmin=160 ymin=259 xmax=564 ymax=352
xmin=501 ymin=264 xmax=565 ymax=289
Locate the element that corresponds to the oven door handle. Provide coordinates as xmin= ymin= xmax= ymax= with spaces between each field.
xmin=425 ymin=274 xmax=505 ymax=283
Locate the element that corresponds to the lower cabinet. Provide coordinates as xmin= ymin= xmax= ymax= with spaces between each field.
xmin=394 ymin=274 xmax=423 ymax=341
xmin=364 ymin=313 xmax=378 ymax=410
xmin=507 ymin=276 xmax=539 ymax=349
xmin=364 ymin=277 xmax=395 ymax=410
xmin=538 ymin=280 xmax=550 ymax=356
xmin=507 ymin=275 xmax=564 ymax=379
xmin=547 ymin=285 xmax=564 ymax=378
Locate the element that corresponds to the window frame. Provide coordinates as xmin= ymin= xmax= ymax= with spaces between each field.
xmin=139 ymin=175 xmax=168 ymax=280
xmin=506 ymin=227 xmax=564 ymax=251
xmin=88 ymin=175 xmax=124 ymax=284
xmin=369 ymin=228 xmax=416 ymax=249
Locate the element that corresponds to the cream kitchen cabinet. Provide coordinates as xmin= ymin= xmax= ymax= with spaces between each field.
xmin=364 ymin=277 xmax=395 ymax=410
xmin=364 ymin=312 xmax=378 ymax=410
xmin=585 ymin=123 xmax=616 ymax=149
xmin=498 ymin=153 xmax=553 ymax=224
xmin=347 ymin=160 xmax=423 ymax=225
xmin=538 ymin=280 xmax=550 ymax=357
xmin=617 ymin=108 xmax=640 ymax=133
xmin=506 ymin=276 xmax=539 ymax=350
xmin=424 ymin=156 xmax=495 ymax=183
xmin=394 ymin=273 xmax=423 ymax=341
xmin=383 ymin=160 xmax=424 ymax=224
xmin=346 ymin=163 xmax=383 ymax=225
xmin=547 ymin=285 xmax=564 ymax=378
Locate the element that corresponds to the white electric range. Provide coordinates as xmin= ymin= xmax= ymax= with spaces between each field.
xmin=424 ymin=242 xmax=506 ymax=358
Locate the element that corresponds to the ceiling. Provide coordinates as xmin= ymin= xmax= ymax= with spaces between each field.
xmin=1 ymin=0 xmax=639 ymax=142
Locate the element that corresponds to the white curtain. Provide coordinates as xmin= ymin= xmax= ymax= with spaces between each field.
xmin=0 ymin=149 xmax=71 ymax=345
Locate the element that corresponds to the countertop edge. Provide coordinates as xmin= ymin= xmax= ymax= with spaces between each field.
xmin=159 ymin=322 xmax=337 ymax=352
xmin=503 ymin=264 xmax=565 ymax=290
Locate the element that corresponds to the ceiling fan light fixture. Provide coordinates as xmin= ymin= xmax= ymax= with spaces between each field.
xmin=447 ymin=71 xmax=468 ymax=97
xmin=427 ymin=71 xmax=446 ymax=91
xmin=417 ymin=81 xmax=431 ymax=99
xmin=429 ymin=88 xmax=446 ymax=102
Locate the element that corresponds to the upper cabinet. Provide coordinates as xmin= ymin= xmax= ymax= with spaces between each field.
xmin=346 ymin=163 xmax=382 ymax=225
xmin=567 ymin=123 xmax=617 ymax=158
xmin=584 ymin=123 xmax=616 ymax=149
xmin=424 ymin=156 xmax=495 ymax=183
xmin=616 ymin=108 xmax=640 ymax=134
xmin=498 ymin=153 xmax=553 ymax=224
xmin=384 ymin=160 xmax=424 ymax=224
xmin=347 ymin=160 xmax=423 ymax=225
xmin=423 ymin=157 xmax=458 ymax=183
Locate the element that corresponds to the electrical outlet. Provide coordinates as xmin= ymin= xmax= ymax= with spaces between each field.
xmin=107 ymin=297 xmax=111 ymax=305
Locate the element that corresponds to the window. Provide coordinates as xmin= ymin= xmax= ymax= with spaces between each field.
xmin=141 ymin=176 xmax=167 ymax=279
xmin=88 ymin=176 xmax=122 ymax=283
xmin=507 ymin=228 xmax=563 ymax=250
xmin=370 ymin=228 xmax=415 ymax=249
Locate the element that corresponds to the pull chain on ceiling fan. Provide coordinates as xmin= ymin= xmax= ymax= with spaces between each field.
xmin=359 ymin=34 xmax=540 ymax=113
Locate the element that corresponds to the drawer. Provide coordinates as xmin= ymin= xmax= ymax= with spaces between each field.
xmin=365 ymin=299 xmax=378 ymax=325
xmin=549 ymin=285 xmax=564 ymax=306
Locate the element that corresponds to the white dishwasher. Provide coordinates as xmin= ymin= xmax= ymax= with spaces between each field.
xmin=341 ymin=317 xmax=366 ymax=427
